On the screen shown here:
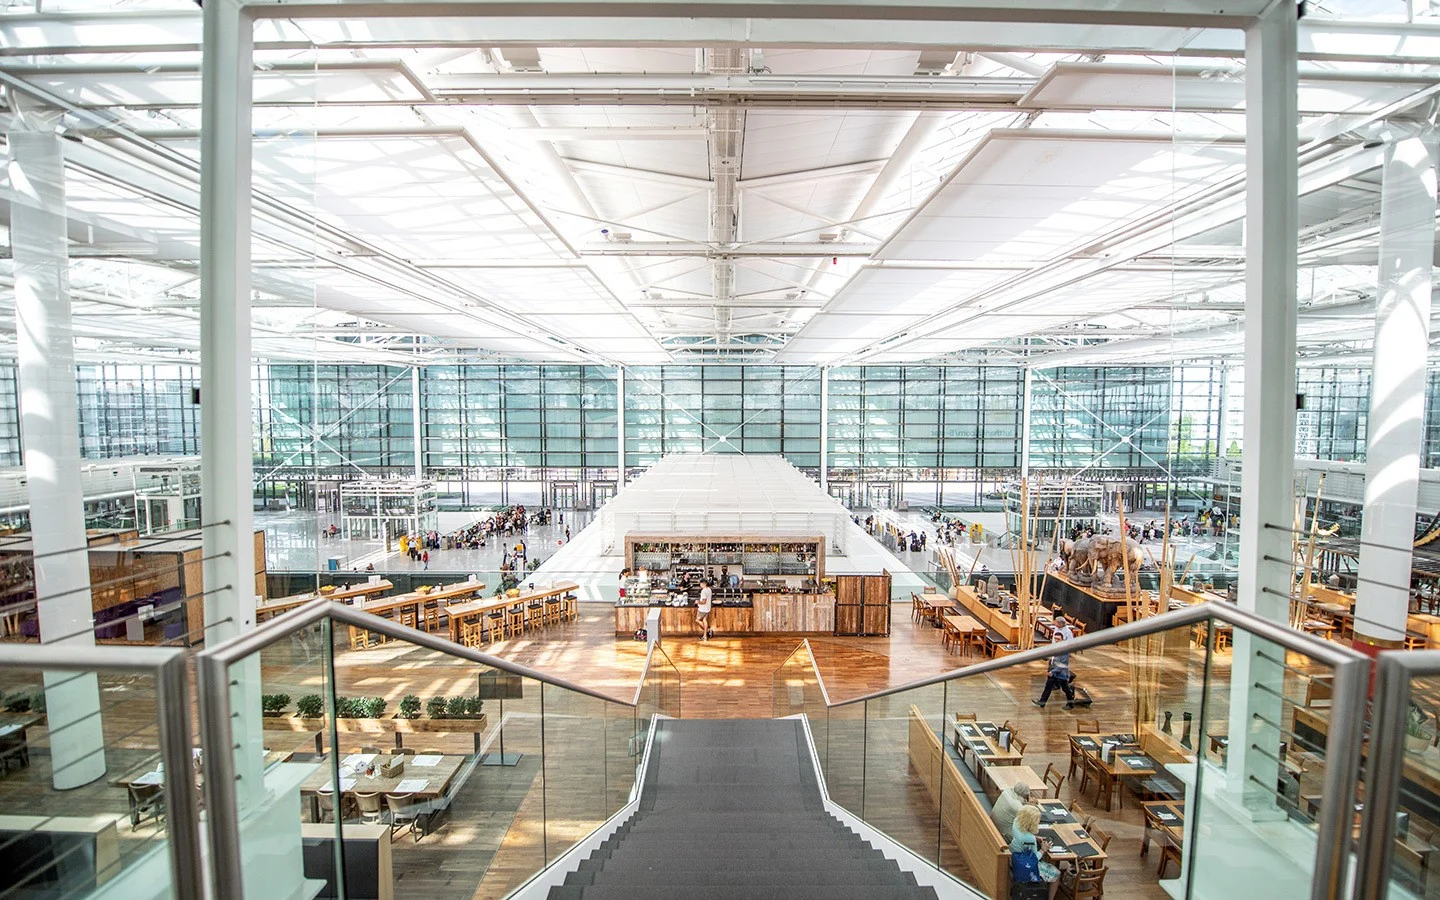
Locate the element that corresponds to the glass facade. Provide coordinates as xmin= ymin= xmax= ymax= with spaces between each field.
xmin=0 ymin=361 xmax=1418 ymax=488
xmin=1028 ymin=365 xmax=1225 ymax=477
xmin=421 ymin=365 xmax=617 ymax=472
xmin=623 ymin=366 xmax=820 ymax=469
xmin=827 ymin=366 xmax=1023 ymax=472
xmin=76 ymin=364 xmax=202 ymax=459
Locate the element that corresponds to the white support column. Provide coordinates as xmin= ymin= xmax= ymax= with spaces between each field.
xmin=200 ymin=0 xmax=263 ymax=807
xmin=1226 ymin=0 xmax=1298 ymax=823
xmin=1020 ymin=367 xmax=1034 ymax=481
xmin=9 ymin=121 xmax=107 ymax=789
xmin=1354 ymin=129 xmax=1440 ymax=652
xmin=819 ymin=367 xmax=830 ymax=490
xmin=616 ymin=366 xmax=626 ymax=485
xmin=411 ymin=366 xmax=423 ymax=481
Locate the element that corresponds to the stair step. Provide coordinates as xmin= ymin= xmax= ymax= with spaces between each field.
xmin=567 ymin=867 xmax=918 ymax=887
xmin=547 ymin=886 xmax=939 ymax=900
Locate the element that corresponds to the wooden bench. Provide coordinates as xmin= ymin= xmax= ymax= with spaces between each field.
xmin=908 ymin=705 xmax=1010 ymax=897
xmin=1134 ymin=725 xmax=1191 ymax=800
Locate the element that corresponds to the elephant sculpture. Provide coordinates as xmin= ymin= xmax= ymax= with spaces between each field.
xmin=1093 ymin=535 xmax=1143 ymax=587
xmin=1064 ymin=536 xmax=1101 ymax=582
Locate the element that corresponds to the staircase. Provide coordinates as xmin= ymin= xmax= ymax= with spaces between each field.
xmin=547 ymin=719 xmax=941 ymax=900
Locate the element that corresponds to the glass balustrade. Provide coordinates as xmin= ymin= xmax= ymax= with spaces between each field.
xmin=199 ymin=597 xmax=670 ymax=900
xmin=0 ymin=645 xmax=202 ymax=900
xmin=770 ymin=605 xmax=1366 ymax=900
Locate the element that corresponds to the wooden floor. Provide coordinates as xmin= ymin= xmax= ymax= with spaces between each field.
xmin=2 ymin=602 xmax=1324 ymax=900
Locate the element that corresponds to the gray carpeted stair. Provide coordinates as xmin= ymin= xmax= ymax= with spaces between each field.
xmin=547 ymin=719 xmax=939 ymax=900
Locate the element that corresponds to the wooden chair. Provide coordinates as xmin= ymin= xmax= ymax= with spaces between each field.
xmin=1060 ymin=863 xmax=1108 ymax=900
xmin=348 ymin=625 xmax=375 ymax=651
xmin=1043 ymin=762 xmax=1064 ymax=799
xmin=954 ymin=712 xmax=977 ymax=722
xmin=1012 ymin=736 xmax=1028 ymax=757
xmin=1069 ymin=737 xmax=1089 ymax=783
xmin=422 ymin=600 xmax=445 ymax=634
xmin=1156 ymin=831 xmax=1183 ymax=878
xmin=1090 ymin=756 xmax=1121 ymax=811
xmin=1076 ymin=719 xmax=1100 ymax=734
xmin=127 ymin=783 xmax=165 ymax=830
xmin=1069 ymin=800 xmax=1095 ymax=831
xmin=507 ymin=603 xmax=526 ymax=637
xmin=360 ymin=745 xmax=382 ymax=755
xmin=1085 ymin=823 xmax=1113 ymax=868
xmin=397 ymin=604 xmax=420 ymax=631
xmin=563 ymin=592 xmax=579 ymax=621
xmin=460 ymin=618 xmax=483 ymax=648
xmin=484 ymin=608 xmax=507 ymax=642
xmin=544 ymin=594 xmax=565 ymax=626
xmin=395 ymin=748 xmax=416 ymax=756
xmin=912 ymin=595 xmax=926 ymax=624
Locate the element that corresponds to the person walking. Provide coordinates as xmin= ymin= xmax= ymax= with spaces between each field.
xmin=421 ymin=550 xmax=429 ymax=570
xmin=696 ymin=579 xmax=713 ymax=642
xmin=1033 ymin=614 xmax=1078 ymax=709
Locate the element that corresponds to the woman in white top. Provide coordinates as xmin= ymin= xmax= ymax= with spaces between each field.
xmin=696 ymin=580 xmax=713 ymax=641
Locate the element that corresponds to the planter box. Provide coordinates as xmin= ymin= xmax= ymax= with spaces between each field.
xmin=279 ymin=715 xmax=488 ymax=734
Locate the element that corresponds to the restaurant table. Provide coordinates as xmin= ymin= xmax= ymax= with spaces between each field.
xmin=446 ymin=582 xmax=579 ymax=643
xmin=915 ymin=593 xmax=956 ymax=626
xmin=942 ymin=614 xmax=985 ymax=655
xmin=1038 ymin=821 xmax=1109 ymax=867
xmin=357 ymin=581 xmax=485 ymax=633
xmin=256 ymin=580 xmax=395 ymax=620
xmin=1302 ymin=617 xmax=1336 ymax=637
xmin=298 ymin=751 xmax=466 ymax=821
xmin=0 ymin=712 xmax=42 ymax=772
xmin=953 ymin=718 xmax=1024 ymax=771
xmin=984 ymin=763 xmax=1044 ymax=800
xmin=1141 ymin=799 xmax=1185 ymax=853
xmin=1072 ymin=733 xmax=1156 ymax=809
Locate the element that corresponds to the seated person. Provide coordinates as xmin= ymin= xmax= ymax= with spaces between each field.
xmin=1010 ymin=804 xmax=1063 ymax=887
xmin=991 ymin=781 xmax=1031 ymax=835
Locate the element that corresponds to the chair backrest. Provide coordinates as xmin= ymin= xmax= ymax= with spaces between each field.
xmin=1076 ymin=719 xmax=1101 ymax=734
xmin=317 ymin=788 xmax=335 ymax=813
xmin=385 ymin=792 xmax=419 ymax=816
xmin=1069 ymin=801 xmax=1094 ymax=830
xmin=418 ymin=748 xmax=443 ymax=756
xmin=396 ymin=748 xmax=416 ymax=756
xmin=361 ymin=746 xmax=381 ymax=755
xmin=1013 ymin=737 xmax=1028 ymax=756
xmin=1043 ymin=762 xmax=1062 ymax=794
xmin=954 ymin=712 xmax=977 ymax=722
xmin=1090 ymin=824 xmax=1112 ymax=851
xmin=354 ymin=791 xmax=382 ymax=814
xmin=1075 ymin=864 xmax=1108 ymax=897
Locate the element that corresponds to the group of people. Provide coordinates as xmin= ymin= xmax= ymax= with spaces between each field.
xmin=447 ymin=505 xmax=555 ymax=550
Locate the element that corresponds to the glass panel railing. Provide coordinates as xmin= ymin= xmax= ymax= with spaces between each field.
xmin=0 ymin=646 xmax=202 ymax=900
xmin=777 ymin=605 xmax=1365 ymax=900
xmin=1357 ymin=655 xmax=1440 ymax=900
xmin=199 ymin=600 xmax=642 ymax=900
xmin=636 ymin=641 xmax=681 ymax=723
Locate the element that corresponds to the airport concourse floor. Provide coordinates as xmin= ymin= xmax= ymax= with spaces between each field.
xmin=257 ymin=509 xmax=593 ymax=574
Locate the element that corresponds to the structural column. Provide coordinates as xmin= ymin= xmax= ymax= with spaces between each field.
xmin=819 ymin=367 xmax=829 ymax=490
xmin=1354 ymin=130 xmax=1440 ymax=652
xmin=1227 ymin=0 xmax=1298 ymax=819
xmin=1020 ymin=367 xmax=1034 ymax=481
xmin=411 ymin=366 xmax=423 ymax=481
xmin=9 ymin=119 xmax=107 ymax=789
xmin=616 ymin=365 xmax=626 ymax=486
xmin=200 ymin=0 xmax=263 ymax=807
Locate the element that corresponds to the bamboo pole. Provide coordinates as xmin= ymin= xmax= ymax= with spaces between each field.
xmin=1117 ymin=491 xmax=1135 ymax=621
xmin=1035 ymin=480 xmax=1070 ymax=628
xmin=1297 ymin=473 xmax=1327 ymax=628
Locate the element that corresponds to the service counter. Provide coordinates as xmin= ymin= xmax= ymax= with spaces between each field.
xmin=615 ymin=592 xmax=834 ymax=636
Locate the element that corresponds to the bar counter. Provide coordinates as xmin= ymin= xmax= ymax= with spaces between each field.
xmin=615 ymin=592 xmax=835 ymax=636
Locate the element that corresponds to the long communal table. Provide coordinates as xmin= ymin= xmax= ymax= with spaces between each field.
xmin=257 ymin=580 xmax=395 ymax=621
xmin=446 ymin=582 xmax=580 ymax=644
xmin=953 ymin=586 xmax=1021 ymax=644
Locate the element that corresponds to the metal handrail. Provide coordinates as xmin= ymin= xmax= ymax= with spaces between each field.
xmin=631 ymin=639 xmax=681 ymax=710
xmin=206 ymin=597 xmax=631 ymax=706
xmin=196 ymin=597 xmax=648 ymax=899
xmin=781 ymin=601 xmax=1366 ymax=900
xmin=0 ymin=643 xmax=204 ymax=900
xmin=1355 ymin=649 xmax=1440 ymax=899
xmin=771 ymin=638 xmax=835 ymax=709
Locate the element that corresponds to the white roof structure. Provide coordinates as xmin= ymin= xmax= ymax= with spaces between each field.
xmin=595 ymin=454 xmax=853 ymax=554
xmin=0 ymin=5 xmax=1432 ymax=368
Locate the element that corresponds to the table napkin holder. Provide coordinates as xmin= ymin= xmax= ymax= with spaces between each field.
xmin=380 ymin=756 xmax=406 ymax=778
xmin=997 ymin=728 xmax=1011 ymax=751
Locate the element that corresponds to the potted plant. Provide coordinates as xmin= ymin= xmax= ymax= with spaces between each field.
xmin=260 ymin=694 xmax=291 ymax=717
xmin=426 ymin=696 xmax=448 ymax=719
xmin=1406 ymin=703 xmax=1434 ymax=754
xmin=295 ymin=694 xmax=324 ymax=719
xmin=398 ymin=695 xmax=422 ymax=719
xmin=359 ymin=697 xmax=388 ymax=719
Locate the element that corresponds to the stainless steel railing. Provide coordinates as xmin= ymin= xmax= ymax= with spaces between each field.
xmin=196 ymin=597 xmax=663 ymax=899
xmin=772 ymin=601 xmax=1369 ymax=900
xmin=0 ymin=642 xmax=204 ymax=900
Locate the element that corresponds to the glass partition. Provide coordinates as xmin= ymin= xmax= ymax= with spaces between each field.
xmin=201 ymin=603 xmax=643 ymax=900
xmin=773 ymin=608 xmax=1364 ymax=900
xmin=0 ymin=648 xmax=201 ymax=900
